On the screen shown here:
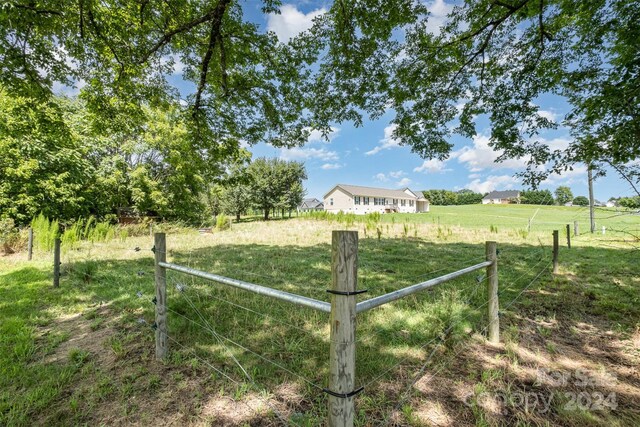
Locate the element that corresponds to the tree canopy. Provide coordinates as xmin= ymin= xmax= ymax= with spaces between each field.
xmin=1 ymin=0 xmax=638 ymax=195
xmin=554 ymin=186 xmax=573 ymax=205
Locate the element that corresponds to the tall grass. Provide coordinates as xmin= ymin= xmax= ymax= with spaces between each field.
xmin=31 ymin=213 xmax=59 ymax=251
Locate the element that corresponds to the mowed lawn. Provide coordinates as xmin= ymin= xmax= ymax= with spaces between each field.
xmin=1 ymin=206 xmax=639 ymax=426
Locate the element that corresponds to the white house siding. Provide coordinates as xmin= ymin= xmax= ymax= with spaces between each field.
xmin=324 ymin=187 xmax=428 ymax=214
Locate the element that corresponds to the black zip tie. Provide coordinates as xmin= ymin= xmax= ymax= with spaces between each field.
xmin=151 ymin=322 xmax=157 ymax=330
xmin=151 ymin=245 xmax=156 ymax=254
xmin=496 ymin=249 xmax=501 ymax=256
xmin=152 ymin=296 xmax=157 ymax=305
xmin=134 ymin=247 xmax=141 ymax=252
xmin=326 ymin=289 xmax=368 ymax=296
xmin=475 ymin=274 xmax=484 ymax=283
xmin=322 ymin=386 xmax=364 ymax=399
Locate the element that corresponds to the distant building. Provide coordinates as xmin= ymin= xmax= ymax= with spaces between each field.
xmin=482 ymin=190 xmax=521 ymax=205
xmin=323 ymin=184 xmax=430 ymax=214
xmin=298 ymin=198 xmax=324 ymax=212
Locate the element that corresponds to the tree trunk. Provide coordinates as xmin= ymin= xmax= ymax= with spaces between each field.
xmin=264 ymin=209 xmax=269 ymax=220
xmin=236 ymin=213 xmax=241 ymax=222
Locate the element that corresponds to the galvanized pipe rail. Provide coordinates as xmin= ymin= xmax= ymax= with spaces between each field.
xmin=154 ymin=232 xmax=501 ymax=427
xmin=158 ymin=261 xmax=332 ymax=313
xmin=355 ymin=260 xmax=493 ymax=313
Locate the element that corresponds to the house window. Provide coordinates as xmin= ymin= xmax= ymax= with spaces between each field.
xmin=354 ymin=196 xmax=360 ymax=205
xmin=363 ymin=197 xmax=370 ymax=205
xmin=400 ymin=199 xmax=406 ymax=206
xmin=409 ymin=200 xmax=414 ymax=207
xmin=374 ymin=197 xmax=385 ymax=205
xmin=393 ymin=199 xmax=398 ymax=205
xmin=330 ymin=198 xmax=333 ymax=206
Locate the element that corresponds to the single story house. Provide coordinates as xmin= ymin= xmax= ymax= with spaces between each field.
xmin=482 ymin=190 xmax=521 ymax=204
xmin=323 ymin=184 xmax=430 ymax=214
xmin=298 ymin=198 xmax=324 ymax=212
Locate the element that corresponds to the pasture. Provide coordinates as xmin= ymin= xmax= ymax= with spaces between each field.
xmin=1 ymin=205 xmax=639 ymax=426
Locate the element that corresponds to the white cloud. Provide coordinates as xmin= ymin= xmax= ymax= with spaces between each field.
xmin=307 ymin=126 xmax=340 ymax=144
xmin=452 ymin=134 xmax=528 ymax=171
xmin=366 ymin=124 xmax=401 ymax=155
xmin=397 ymin=177 xmax=412 ymax=187
xmin=414 ymin=159 xmax=451 ymax=173
xmin=466 ymin=175 xmax=519 ymax=194
xmin=468 ymin=173 xmax=481 ymax=179
xmin=538 ymin=109 xmax=557 ymax=122
xmin=267 ymin=4 xmax=326 ymax=42
xmin=374 ymin=173 xmax=389 ymax=182
xmin=541 ymin=165 xmax=588 ymax=186
xmin=389 ymin=170 xmax=406 ymax=178
xmin=424 ymin=0 xmax=454 ymax=35
xmin=321 ymin=163 xmax=342 ymax=170
xmin=280 ymin=147 xmax=338 ymax=161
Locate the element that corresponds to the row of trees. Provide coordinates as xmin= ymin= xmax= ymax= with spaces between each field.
xmin=0 ymin=92 xmax=306 ymax=225
xmin=420 ymin=186 xmax=603 ymax=207
xmin=422 ymin=189 xmax=484 ymax=206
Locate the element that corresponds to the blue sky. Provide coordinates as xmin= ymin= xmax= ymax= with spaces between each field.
xmin=57 ymin=0 xmax=635 ymax=202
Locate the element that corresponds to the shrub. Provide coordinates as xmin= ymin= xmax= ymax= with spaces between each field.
xmin=61 ymin=220 xmax=84 ymax=251
xmin=31 ymin=213 xmax=59 ymax=251
xmin=88 ymin=221 xmax=116 ymax=242
xmin=216 ymin=214 xmax=231 ymax=231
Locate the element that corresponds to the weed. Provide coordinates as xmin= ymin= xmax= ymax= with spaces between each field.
xmin=69 ymin=348 xmax=91 ymax=366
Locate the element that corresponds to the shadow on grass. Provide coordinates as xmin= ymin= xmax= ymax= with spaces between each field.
xmin=1 ymin=237 xmax=638 ymax=425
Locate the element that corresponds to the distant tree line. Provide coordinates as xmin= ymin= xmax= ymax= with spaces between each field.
xmin=421 ymin=189 xmax=484 ymax=205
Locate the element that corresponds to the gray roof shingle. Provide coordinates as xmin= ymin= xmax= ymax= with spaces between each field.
xmin=482 ymin=190 xmax=521 ymax=200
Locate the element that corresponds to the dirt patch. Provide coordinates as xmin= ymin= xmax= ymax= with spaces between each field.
xmin=39 ymin=304 xmax=118 ymax=366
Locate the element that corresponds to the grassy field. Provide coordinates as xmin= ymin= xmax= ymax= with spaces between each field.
xmin=1 ymin=205 xmax=639 ymax=426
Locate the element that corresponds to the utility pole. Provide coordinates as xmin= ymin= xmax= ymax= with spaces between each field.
xmin=588 ymin=165 xmax=595 ymax=233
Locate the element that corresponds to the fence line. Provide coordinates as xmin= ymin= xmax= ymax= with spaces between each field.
xmin=153 ymin=231 xmax=557 ymax=426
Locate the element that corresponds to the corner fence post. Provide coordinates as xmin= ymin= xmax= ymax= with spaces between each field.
xmin=53 ymin=238 xmax=61 ymax=288
xmin=328 ymin=230 xmax=358 ymax=427
xmin=552 ymin=230 xmax=559 ymax=275
xmin=485 ymin=241 xmax=499 ymax=343
xmin=28 ymin=228 xmax=33 ymax=261
xmin=574 ymin=221 xmax=579 ymax=237
xmin=566 ymin=224 xmax=571 ymax=249
xmin=154 ymin=232 xmax=168 ymax=360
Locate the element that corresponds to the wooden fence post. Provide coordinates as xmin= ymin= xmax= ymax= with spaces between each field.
xmin=485 ymin=241 xmax=499 ymax=343
xmin=527 ymin=218 xmax=532 ymax=232
xmin=566 ymin=224 xmax=571 ymax=249
xmin=53 ymin=238 xmax=61 ymax=287
xmin=574 ymin=221 xmax=579 ymax=237
xmin=154 ymin=233 xmax=168 ymax=360
xmin=27 ymin=228 xmax=33 ymax=261
xmin=552 ymin=230 xmax=559 ymax=274
xmin=328 ymin=230 xmax=358 ymax=427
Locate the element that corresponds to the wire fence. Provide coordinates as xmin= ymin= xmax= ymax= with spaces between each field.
xmin=143 ymin=230 xmax=562 ymax=426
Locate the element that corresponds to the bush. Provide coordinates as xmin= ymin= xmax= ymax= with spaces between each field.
xmin=573 ymin=196 xmax=589 ymax=206
xmin=31 ymin=213 xmax=59 ymax=251
xmin=216 ymin=214 xmax=231 ymax=231
xmin=61 ymin=220 xmax=84 ymax=250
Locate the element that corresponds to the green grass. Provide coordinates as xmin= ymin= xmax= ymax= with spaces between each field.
xmin=0 ymin=206 xmax=638 ymax=425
